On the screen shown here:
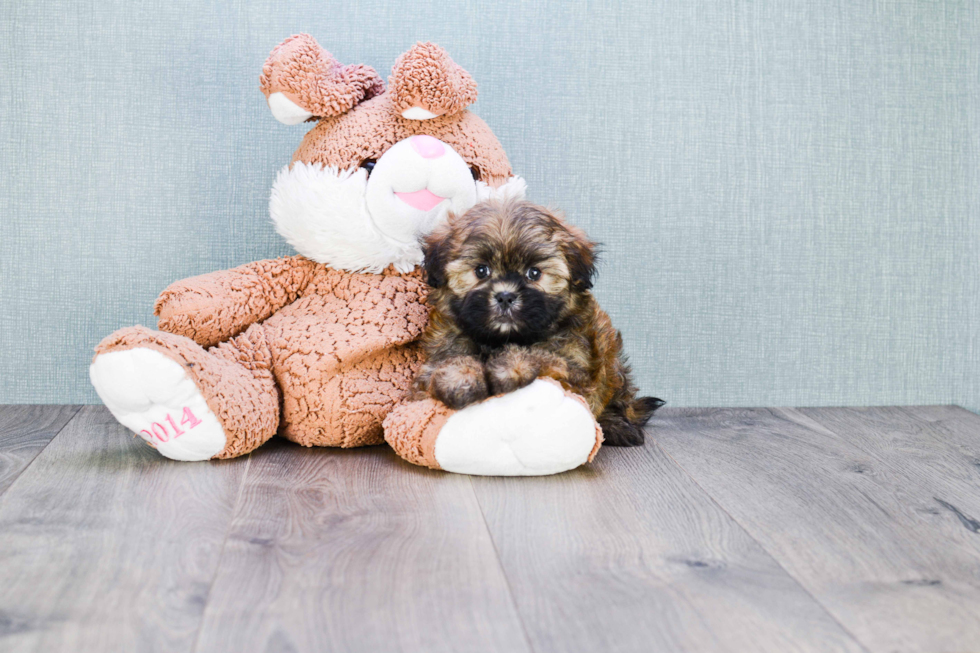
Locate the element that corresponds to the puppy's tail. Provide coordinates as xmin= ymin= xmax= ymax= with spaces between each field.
xmin=598 ymin=396 xmax=666 ymax=447
xmin=633 ymin=396 xmax=666 ymax=425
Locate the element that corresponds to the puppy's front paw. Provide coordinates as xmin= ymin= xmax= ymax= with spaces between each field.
xmin=428 ymin=358 xmax=489 ymax=409
xmin=486 ymin=347 xmax=540 ymax=395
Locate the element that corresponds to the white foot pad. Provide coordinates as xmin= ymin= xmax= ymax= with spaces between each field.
xmin=434 ymin=379 xmax=598 ymax=476
xmin=90 ymin=348 xmax=227 ymax=461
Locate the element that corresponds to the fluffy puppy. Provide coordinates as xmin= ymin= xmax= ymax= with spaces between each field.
xmin=412 ymin=198 xmax=664 ymax=446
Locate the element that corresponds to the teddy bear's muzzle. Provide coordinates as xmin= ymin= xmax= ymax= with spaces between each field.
xmin=365 ymin=135 xmax=478 ymax=244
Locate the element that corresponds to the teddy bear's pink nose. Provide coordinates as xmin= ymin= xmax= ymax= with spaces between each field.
xmin=410 ymin=134 xmax=446 ymax=159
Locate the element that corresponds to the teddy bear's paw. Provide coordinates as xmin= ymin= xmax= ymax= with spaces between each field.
xmin=90 ymin=347 xmax=227 ymax=461
xmin=434 ymin=379 xmax=602 ymax=476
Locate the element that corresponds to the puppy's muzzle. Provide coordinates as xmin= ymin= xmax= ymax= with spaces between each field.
xmin=494 ymin=291 xmax=518 ymax=311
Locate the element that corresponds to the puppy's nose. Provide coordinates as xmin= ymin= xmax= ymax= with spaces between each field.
xmin=494 ymin=291 xmax=517 ymax=309
xmin=410 ymin=134 xmax=446 ymax=159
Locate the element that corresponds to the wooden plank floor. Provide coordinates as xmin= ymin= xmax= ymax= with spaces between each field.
xmin=0 ymin=405 xmax=978 ymax=653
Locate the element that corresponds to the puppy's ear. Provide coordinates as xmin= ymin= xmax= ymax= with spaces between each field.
xmin=561 ymin=224 xmax=598 ymax=291
xmin=422 ymin=220 xmax=454 ymax=288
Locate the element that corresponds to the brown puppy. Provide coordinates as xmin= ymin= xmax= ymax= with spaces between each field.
xmin=413 ymin=198 xmax=664 ymax=446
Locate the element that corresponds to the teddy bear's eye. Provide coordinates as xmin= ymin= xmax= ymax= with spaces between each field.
xmin=470 ymin=166 xmax=481 ymax=181
xmin=526 ymin=267 xmax=542 ymax=282
xmin=361 ymin=159 xmax=377 ymax=176
xmin=475 ymin=264 xmax=490 ymax=279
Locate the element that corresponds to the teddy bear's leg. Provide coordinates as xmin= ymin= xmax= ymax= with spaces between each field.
xmin=383 ymin=378 xmax=603 ymax=476
xmin=277 ymin=343 xmax=424 ymax=449
xmin=89 ymin=325 xmax=279 ymax=461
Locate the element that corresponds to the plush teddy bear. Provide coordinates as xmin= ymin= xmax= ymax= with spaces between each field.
xmin=89 ymin=35 xmax=601 ymax=475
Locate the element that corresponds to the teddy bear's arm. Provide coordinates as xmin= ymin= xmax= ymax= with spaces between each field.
xmin=154 ymin=256 xmax=317 ymax=347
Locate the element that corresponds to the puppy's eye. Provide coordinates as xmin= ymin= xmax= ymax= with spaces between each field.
xmin=475 ymin=264 xmax=490 ymax=279
xmin=470 ymin=166 xmax=481 ymax=181
xmin=360 ymin=159 xmax=377 ymax=176
xmin=526 ymin=267 xmax=542 ymax=282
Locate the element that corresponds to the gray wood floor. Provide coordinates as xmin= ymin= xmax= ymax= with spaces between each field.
xmin=0 ymin=405 xmax=978 ymax=653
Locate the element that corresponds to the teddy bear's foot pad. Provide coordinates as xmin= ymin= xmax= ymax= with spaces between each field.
xmin=90 ymin=348 xmax=227 ymax=461
xmin=435 ymin=379 xmax=601 ymax=476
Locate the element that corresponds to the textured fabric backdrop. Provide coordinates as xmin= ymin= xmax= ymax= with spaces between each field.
xmin=1 ymin=0 xmax=977 ymax=410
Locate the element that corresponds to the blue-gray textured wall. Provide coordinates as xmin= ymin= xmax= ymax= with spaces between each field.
xmin=1 ymin=1 xmax=977 ymax=410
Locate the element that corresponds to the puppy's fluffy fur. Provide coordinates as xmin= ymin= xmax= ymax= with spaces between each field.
xmin=413 ymin=199 xmax=663 ymax=446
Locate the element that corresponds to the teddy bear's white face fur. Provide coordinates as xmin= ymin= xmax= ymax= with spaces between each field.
xmin=270 ymin=134 xmax=526 ymax=273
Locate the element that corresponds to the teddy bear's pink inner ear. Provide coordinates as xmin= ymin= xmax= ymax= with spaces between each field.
xmin=388 ymin=42 xmax=478 ymax=121
xmin=260 ymin=34 xmax=384 ymax=125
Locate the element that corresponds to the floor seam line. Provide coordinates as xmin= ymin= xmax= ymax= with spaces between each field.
xmin=649 ymin=421 xmax=874 ymax=653
xmin=189 ymin=451 xmax=253 ymax=653
xmin=468 ymin=477 xmax=538 ymax=653
xmin=0 ymin=404 xmax=83 ymax=502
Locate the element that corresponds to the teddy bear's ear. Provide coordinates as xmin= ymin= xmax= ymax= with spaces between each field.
xmin=260 ymin=34 xmax=384 ymax=125
xmin=388 ymin=42 xmax=478 ymax=121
